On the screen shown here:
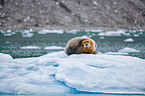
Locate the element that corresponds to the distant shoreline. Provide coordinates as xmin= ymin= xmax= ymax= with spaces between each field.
xmin=1 ymin=26 xmax=144 ymax=32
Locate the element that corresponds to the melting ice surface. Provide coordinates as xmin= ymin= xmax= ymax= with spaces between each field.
xmin=118 ymin=47 xmax=140 ymax=53
xmin=44 ymin=46 xmax=65 ymax=50
xmin=124 ymin=38 xmax=134 ymax=42
xmin=21 ymin=46 xmax=41 ymax=49
xmin=0 ymin=52 xmax=145 ymax=95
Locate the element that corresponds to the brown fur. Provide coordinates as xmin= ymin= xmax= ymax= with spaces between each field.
xmin=64 ymin=37 xmax=98 ymax=55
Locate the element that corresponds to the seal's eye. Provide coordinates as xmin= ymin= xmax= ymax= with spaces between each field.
xmin=87 ymin=41 xmax=89 ymax=43
xmin=84 ymin=42 xmax=86 ymax=44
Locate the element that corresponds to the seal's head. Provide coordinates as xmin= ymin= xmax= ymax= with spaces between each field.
xmin=82 ymin=39 xmax=92 ymax=48
xmin=82 ymin=39 xmax=95 ymax=53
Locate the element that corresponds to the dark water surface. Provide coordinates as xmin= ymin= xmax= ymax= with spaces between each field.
xmin=0 ymin=30 xmax=145 ymax=59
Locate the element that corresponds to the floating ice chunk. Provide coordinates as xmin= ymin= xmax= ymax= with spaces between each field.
xmin=29 ymin=29 xmax=33 ymax=32
xmin=5 ymin=41 xmax=10 ymax=44
xmin=0 ymin=53 xmax=13 ymax=62
xmin=7 ymin=30 xmax=11 ymax=32
xmin=93 ymin=1 xmax=98 ymax=5
xmin=11 ymin=32 xmax=16 ymax=35
xmin=87 ymin=32 xmax=90 ymax=35
xmin=91 ymin=33 xmax=95 ymax=36
xmin=44 ymin=46 xmax=65 ymax=50
xmin=104 ymin=52 xmax=128 ymax=55
xmin=100 ymin=37 xmax=105 ymax=39
xmin=134 ymin=34 xmax=139 ymax=37
xmin=128 ymin=30 xmax=136 ymax=33
xmin=22 ymin=33 xmax=34 ymax=37
xmin=85 ymin=29 xmax=103 ymax=32
xmin=21 ymin=46 xmax=40 ymax=49
xmin=105 ymin=31 xmax=122 ymax=36
xmin=82 ymin=33 xmax=94 ymax=38
xmin=138 ymin=29 xmax=144 ymax=32
xmin=4 ymin=33 xmax=12 ymax=36
xmin=117 ymin=29 xmax=128 ymax=32
xmin=0 ymin=52 xmax=69 ymax=95
xmin=0 ymin=52 xmax=145 ymax=95
xmin=98 ymin=32 xmax=105 ymax=36
xmin=56 ymin=54 xmax=145 ymax=93
xmin=81 ymin=35 xmax=87 ymax=37
xmin=66 ymin=29 xmax=103 ymax=33
xmin=98 ymin=31 xmax=122 ymax=36
xmin=21 ymin=30 xmax=34 ymax=37
xmin=81 ymin=35 xmax=92 ymax=38
xmin=97 ymin=30 xmax=134 ymax=36
xmin=3 ymin=30 xmax=16 ymax=36
xmin=38 ymin=29 xmax=64 ymax=34
xmin=124 ymin=38 xmax=134 ymax=42
xmin=23 ymin=30 xmax=30 ymax=33
xmin=140 ymin=32 xmax=143 ymax=34
xmin=0 ymin=30 xmax=5 ymax=34
xmin=66 ymin=30 xmax=78 ymax=34
xmin=118 ymin=47 xmax=140 ymax=52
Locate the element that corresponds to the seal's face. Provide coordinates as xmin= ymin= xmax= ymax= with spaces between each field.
xmin=81 ymin=39 xmax=96 ymax=54
xmin=82 ymin=40 xmax=92 ymax=48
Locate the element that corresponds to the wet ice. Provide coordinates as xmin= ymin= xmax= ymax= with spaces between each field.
xmin=0 ymin=51 xmax=145 ymax=95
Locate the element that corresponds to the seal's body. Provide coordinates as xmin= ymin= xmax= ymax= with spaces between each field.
xmin=64 ymin=37 xmax=98 ymax=55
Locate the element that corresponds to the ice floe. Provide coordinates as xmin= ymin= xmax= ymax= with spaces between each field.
xmin=134 ymin=34 xmax=139 ymax=37
xmin=81 ymin=33 xmax=96 ymax=38
xmin=124 ymin=38 xmax=134 ymax=42
xmin=66 ymin=30 xmax=78 ymax=34
xmin=38 ymin=29 xmax=64 ymax=34
xmin=2 ymin=30 xmax=16 ymax=36
xmin=21 ymin=46 xmax=40 ymax=49
xmin=44 ymin=46 xmax=65 ymax=50
xmin=100 ymin=37 xmax=105 ymax=39
xmin=21 ymin=30 xmax=34 ymax=37
xmin=84 ymin=29 xmax=103 ymax=33
xmin=98 ymin=31 xmax=123 ymax=36
xmin=0 ymin=29 xmax=144 ymax=38
xmin=118 ymin=47 xmax=140 ymax=53
xmin=0 ymin=51 xmax=145 ymax=95
xmin=56 ymin=54 xmax=145 ymax=94
xmin=0 ymin=53 xmax=13 ymax=62
xmin=81 ymin=35 xmax=92 ymax=38
xmin=65 ymin=29 xmax=103 ymax=34
xmin=97 ymin=30 xmax=144 ymax=37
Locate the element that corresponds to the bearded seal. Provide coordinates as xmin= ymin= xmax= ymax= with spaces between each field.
xmin=64 ymin=37 xmax=99 ymax=55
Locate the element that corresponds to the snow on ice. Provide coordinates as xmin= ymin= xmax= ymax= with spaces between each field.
xmin=21 ymin=29 xmax=34 ymax=37
xmin=20 ymin=46 xmax=65 ymax=50
xmin=44 ymin=46 xmax=65 ymax=50
xmin=0 ymin=51 xmax=145 ymax=95
xmin=118 ymin=47 xmax=140 ymax=53
xmin=97 ymin=30 xmax=143 ymax=37
xmin=0 ymin=53 xmax=13 ymax=62
xmin=21 ymin=46 xmax=41 ymax=49
xmin=124 ymin=38 xmax=134 ymax=42
xmin=38 ymin=29 xmax=64 ymax=34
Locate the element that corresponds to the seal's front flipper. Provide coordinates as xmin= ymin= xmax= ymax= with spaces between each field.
xmin=94 ymin=50 xmax=99 ymax=55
